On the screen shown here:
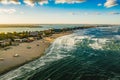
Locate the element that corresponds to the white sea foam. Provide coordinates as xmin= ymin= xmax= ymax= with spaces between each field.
xmin=0 ymin=34 xmax=77 ymax=80
xmin=0 ymin=30 xmax=113 ymax=80
xmin=89 ymin=38 xmax=109 ymax=50
xmin=114 ymin=35 xmax=120 ymax=40
xmin=0 ymin=32 xmax=92 ymax=80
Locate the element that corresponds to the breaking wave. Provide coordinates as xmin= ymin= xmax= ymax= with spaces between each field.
xmin=1 ymin=26 xmax=120 ymax=80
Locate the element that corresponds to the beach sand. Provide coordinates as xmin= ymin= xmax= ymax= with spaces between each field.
xmin=0 ymin=31 xmax=72 ymax=75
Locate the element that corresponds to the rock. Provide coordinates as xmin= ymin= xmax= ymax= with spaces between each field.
xmin=0 ymin=58 xmax=4 ymax=61
xmin=13 ymin=54 xmax=19 ymax=57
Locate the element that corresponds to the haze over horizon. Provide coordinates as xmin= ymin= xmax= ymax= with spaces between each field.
xmin=0 ymin=0 xmax=120 ymax=24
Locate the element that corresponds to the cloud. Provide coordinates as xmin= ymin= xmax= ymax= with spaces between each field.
xmin=24 ymin=0 xmax=35 ymax=6
xmin=97 ymin=3 xmax=102 ymax=6
xmin=24 ymin=0 xmax=48 ymax=6
xmin=0 ymin=0 xmax=48 ymax=6
xmin=104 ymin=0 xmax=118 ymax=8
xmin=38 ymin=0 xmax=48 ymax=5
xmin=0 ymin=0 xmax=20 ymax=4
xmin=0 ymin=0 xmax=11 ymax=4
xmin=109 ymin=12 xmax=120 ymax=15
xmin=9 ymin=0 xmax=20 ymax=4
xmin=55 ymin=0 xmax=86 ymax=4
xmin=0 ymin=8 xmax=16 ymax=14
xmin=0 ymin=0 xmax=7 ymax=4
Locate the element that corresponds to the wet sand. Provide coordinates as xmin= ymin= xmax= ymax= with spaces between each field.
xmin=0 ymin=31 xmax=72 ymax=75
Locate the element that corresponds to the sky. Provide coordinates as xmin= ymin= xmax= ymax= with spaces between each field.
xmin=0 ymin=0 xmax=120 ymax=24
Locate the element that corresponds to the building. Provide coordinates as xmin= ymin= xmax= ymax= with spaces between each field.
xmin=28 ymin=37 xmax=35 ymax=42
xmin=42 ymin=29 xmax=53 ymax=37
xmin=29 ymin=31 xmax=38 ymax=36
xmin=14 ymin=39 xmax=23 ymax=43
xmin=0 ymin=41 xmax=4 ymax=46
xmin=0 ymin=39 xmax=11 ymax=47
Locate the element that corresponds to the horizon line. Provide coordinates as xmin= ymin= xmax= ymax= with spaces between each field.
xmin=0 ymin=23 xmax=120 ymax=25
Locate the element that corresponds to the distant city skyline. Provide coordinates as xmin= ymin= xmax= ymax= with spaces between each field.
xmin=0 ymin=0 xmax=120 ymax=24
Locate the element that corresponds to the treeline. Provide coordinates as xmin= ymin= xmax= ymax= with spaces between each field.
xmin=0 ymin=26 xmax=99 ymax=48
xmin=0 ymin=31 xmax=40 ymax=40
xmin=0 ymin=26 xmax=95 ymax=40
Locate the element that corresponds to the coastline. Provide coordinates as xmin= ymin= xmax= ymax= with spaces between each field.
xmin=0 ymin=31 xmax=72 ymax=75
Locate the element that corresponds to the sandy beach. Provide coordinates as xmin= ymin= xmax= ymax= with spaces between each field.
xmin=0 ymin=31 xmax=72 ymax=75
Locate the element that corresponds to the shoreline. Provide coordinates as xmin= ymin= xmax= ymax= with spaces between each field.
xmin=0 ymin=31 xmax=72 ymax=75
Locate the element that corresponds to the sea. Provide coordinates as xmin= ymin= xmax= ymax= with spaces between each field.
xmin=0 ymin=24 xmax=84 ymax=33
xmin=0 ymin=25 xmax=120 ymax=80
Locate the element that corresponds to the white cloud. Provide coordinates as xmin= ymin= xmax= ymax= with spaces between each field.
xmin=0 ymin=8 xmax=16 ymax=14
xmin=97 ymin=3 xmax=102 ymax=6
xmin=0 ymin=0 xmax=20 ymax=5
xmin=24 ymin=0 xmax=48 ymax=6
xmin=9 ymin=0 xmax=20 ymax=4
xmin=38 ymin=0 xmax=48 ymax=5
xmin=0 ymin=0 xmax=48 ymax=6
xmin=55 ymin=0 xmax=86 ymax=4
xmin=0 ymin=0 xmax=8 ymax=4
xmin=104 ymin=0 xmax=118 ymax=8
xmin=24 ymin=0 xmax=35 ymax=7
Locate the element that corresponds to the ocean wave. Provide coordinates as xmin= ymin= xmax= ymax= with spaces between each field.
xmin=1 ymin=27 xmax=120 ymax=80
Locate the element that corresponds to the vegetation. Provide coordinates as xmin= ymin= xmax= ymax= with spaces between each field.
xmin=0 ymin=26 xmax=96 ymax=48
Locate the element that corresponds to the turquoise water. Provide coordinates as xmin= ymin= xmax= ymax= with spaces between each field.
xmin=0 ymin=26 xmax=120 ymax=80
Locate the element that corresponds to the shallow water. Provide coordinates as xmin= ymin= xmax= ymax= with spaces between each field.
xmin=0 ymin=26 xmax=120 ymax=80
